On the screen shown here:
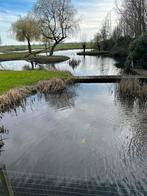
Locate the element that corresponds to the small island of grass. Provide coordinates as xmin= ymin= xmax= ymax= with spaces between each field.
xmin=0 ymin=52 xmax=70 ymax=64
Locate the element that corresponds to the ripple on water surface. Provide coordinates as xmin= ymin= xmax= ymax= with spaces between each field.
xmin=0 ymin=83 xmax=147 ymax=195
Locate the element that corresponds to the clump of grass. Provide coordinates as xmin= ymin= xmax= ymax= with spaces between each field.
xmin=0 ymin=79 xmax=69 ymax=113
xmin=37 ymin=79 xmax=66 ymax=93
xmin=117 ymin=78 xmax=147 ymax=100
xmin=69 ymin=59 xmax=81 ymax=67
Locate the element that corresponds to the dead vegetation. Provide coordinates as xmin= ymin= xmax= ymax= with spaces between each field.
xmin=117 ymin=78 xmax=147 ymax=100
xmin=69 ymin=59 xmax=81 ymax=66
xmin=0 ymin=79 xmax=71 ymax=113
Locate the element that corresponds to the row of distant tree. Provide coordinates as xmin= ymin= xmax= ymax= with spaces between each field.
xmin=94 ymin=0 xmax=147 ymax=48
xmin=92 ymin=0 xmax=147 ymax=69
xmin=10 ymin=0 xmax=78 ymax=55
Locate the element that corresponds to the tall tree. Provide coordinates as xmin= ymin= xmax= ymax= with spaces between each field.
xmin=115 ymin=0 xmax=147 ymax=38
xmin=12 ymin=15 xmax=41 ymax=53
xmin=34 ymin=0 xmax=78 ymax=56
xmin=99 ymin=13 xmax=112 ymax=50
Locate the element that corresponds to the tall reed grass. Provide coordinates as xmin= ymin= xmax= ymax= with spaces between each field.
xmin=117 ymin=78 xmax=147 ymax=100
xmin=0 ymin=79 xmax=69 ymax=113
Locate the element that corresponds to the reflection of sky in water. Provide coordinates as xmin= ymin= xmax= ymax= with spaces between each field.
xmin=0 ymin=49 xmax=120 ymax=75
xmin=0 ymin=83 xmax=146 ymax=196
xmin=0 ymin=60 xmax=31 ymax=71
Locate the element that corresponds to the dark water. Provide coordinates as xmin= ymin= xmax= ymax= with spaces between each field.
xmin=0 ymin=49 xmax=120 ymax=76
xmin=0 ymin=83 xmax=147 ymax=195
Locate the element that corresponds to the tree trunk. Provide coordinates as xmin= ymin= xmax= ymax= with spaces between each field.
xmin=50 ymin=42 xmax=58 ymax=56
xmin=27 ymin=39 xmax=32 ymax=53
xmin=31 ymin=61 xmax=34 ymax=70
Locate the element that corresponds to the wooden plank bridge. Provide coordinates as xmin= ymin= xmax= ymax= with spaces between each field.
xmin=74 ymin=75 xmax=147 ymax=83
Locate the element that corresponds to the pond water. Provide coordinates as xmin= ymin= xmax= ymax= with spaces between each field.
xmin=0 ymin=49 xmax=146 ymax=195
xmin=0 ymin=49 xmax=120 ymax=76
xmin=0 ymin=83 xmax=147 ymax=195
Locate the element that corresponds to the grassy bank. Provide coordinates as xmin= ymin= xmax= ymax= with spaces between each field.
xmin=0 ymin=52 xmax=70 ymax=63
xmin=0 ymin=52 xmax=28 ymax=61
xmin=28 ymin=55 xmax=70 ymax=64
xmin=0 ymin=70 xmax=72 ymax=94
xmin=0 ymin=42 xmax=92 ymax=52
xmin=77 ymin=50 xmax=109 ymax=56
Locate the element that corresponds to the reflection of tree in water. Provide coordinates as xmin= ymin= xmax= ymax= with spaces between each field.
xmin=114 ymin=57 xmax=126 ymax=69
xmin=115 ymin=87 xmax=147 ymax=161
xmin=0 ymin=124 xmax=9 ymax=156
xmin=45 ymin=63 xmax=57 ymax=70
xmin=0 ymin=63 xmax=5 ymax=70
xmin=44 ymin=85 xmax=77 ymax=110
xmin=99 ymin=57 xmax=104 ymax=75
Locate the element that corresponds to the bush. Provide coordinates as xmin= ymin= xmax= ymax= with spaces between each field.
xmin=128 ymin=33 xmax=147 ymax=69
xmin=129 ymin=34 xmax=147 ymax=59
xmin=110 ymin=36 xmax=132 ymax=57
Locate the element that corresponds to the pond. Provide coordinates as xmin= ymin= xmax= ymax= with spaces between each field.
xmin=0 ymin=49 xmax=120 ymax=76
xmin=0 ymin=83 xmax=147 ymax=195
xmin=0 ymin=50 xmax=146 ymax=195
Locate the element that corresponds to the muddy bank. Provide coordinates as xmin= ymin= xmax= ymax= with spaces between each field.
xmin=0 ymin=78 xmax=72 ymax=113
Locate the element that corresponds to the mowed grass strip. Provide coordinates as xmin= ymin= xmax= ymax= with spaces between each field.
xmin=0 ymin=70 xmax=71 ymax=94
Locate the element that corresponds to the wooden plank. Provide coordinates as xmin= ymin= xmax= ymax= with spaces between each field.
xmin=74 ymin=75 xmax=147 ymax=83
xmin=0 ymin=166 xmax=15 ymax=196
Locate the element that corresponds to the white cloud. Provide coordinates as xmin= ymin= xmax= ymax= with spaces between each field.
xmin=0 ymin=10 xmax=27 ymax=45
xmin=0 ymin=0 xmax=118 ymax=44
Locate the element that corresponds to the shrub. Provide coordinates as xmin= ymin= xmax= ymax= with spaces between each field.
xmin=128 ymin=33 xmax=147 ymax=69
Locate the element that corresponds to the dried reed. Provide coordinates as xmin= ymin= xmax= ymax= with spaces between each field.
xmin=117 ymin=78 xmax=147 ymax=99
xmin=0 ymin=79 xmax=69 ymax=113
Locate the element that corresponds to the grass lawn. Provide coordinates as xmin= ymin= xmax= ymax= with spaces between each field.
xmin=0 ymin=70 xmax=72 ymax=94
xmin=77 ymin=50 xmax=109 ymax=56
xmin=0 ymin=52 xmax=28 ymax=61
xmin=0 ymin=42 xmax=92 ymax=52
xmin=0 ymin=52 xmax=69 ymax=63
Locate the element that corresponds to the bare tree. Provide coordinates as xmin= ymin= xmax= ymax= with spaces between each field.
xmin=93 ymin=33 xmax=101 ymax=50
xmin=115 ymin=0 xmax=147 ymax=37
xmin=12 ymin=15 xmax=41 ymax=53
xmin=34 ymin=0 xmax=78 ymax=56
xmin=99 ymin=13 xmax=112 ymax=50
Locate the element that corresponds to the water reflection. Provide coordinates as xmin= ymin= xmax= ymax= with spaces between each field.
xmin=0 ymin=63 xmax=5 ymax=70
xmin=43 ymin=86 xmax=77 ymax=110
xmin=1 ymin=170 xmax=146 ymax=196
xmin=0 ymin=83 xmax=146 ymax=196
xmin=0 ymin=125 xmax=9 ymax=156
xmin=68 ymin=59 xmax=81 ymax=70
xmin=0 ymin=50 xmax=121 ymax=76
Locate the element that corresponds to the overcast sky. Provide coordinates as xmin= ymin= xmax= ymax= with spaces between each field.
xmin=0 ymin=0 xmax=118 ymax=45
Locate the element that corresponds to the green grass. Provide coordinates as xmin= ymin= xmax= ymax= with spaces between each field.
xmin=0 ymin=42 xmax=92 ymax=62
xmin=0 ymin=52 xmax=28 ymax=61
xmin=0 ymin=52 xmax=69 ymax=63
xmin=77 ymin=50 xmax=109 ymax=56
xmin=0 ymin=70 xmax=72 ymax=94
xmin=0 ymin=42 xmax=92 ymax=52
xmin=28 ymin=55 xmax=70 ymax=63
